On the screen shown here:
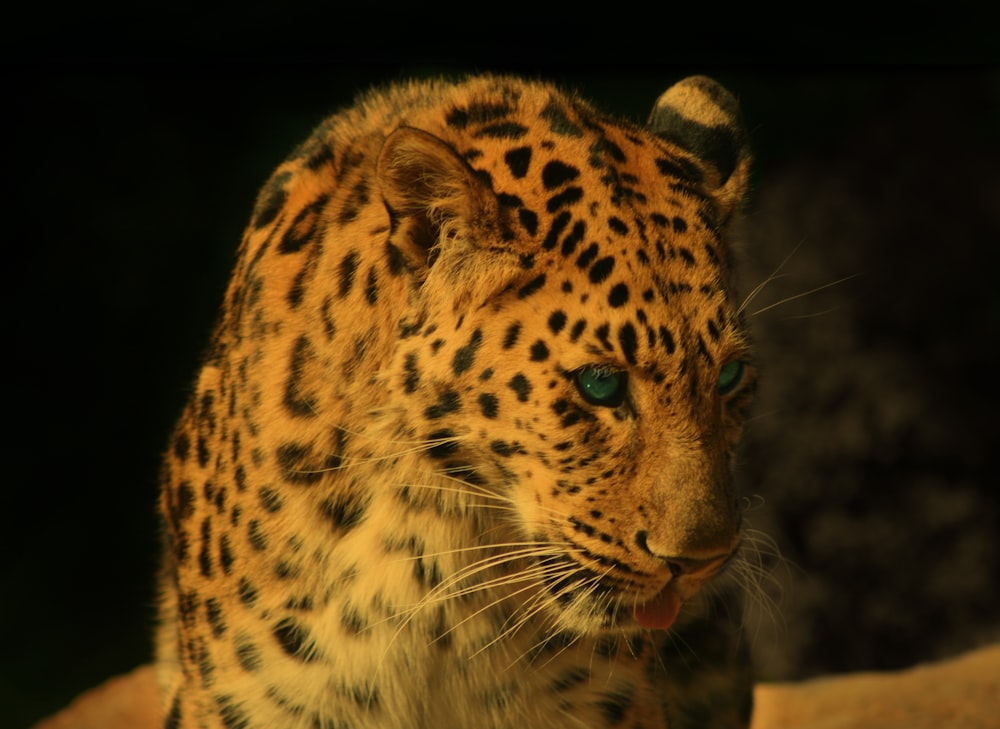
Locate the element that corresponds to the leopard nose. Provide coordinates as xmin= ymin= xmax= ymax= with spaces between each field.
xmin=634 ymin=530 xmax=734 ymax=577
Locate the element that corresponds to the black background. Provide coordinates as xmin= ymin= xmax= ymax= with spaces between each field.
xmin=5 ymin=6 xmax=998 ymax=727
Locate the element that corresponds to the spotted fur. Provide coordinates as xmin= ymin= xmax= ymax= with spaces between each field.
xmin=156 ymin=73 xmax=757 ymax=729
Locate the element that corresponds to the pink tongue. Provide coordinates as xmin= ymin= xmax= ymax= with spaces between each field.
xmin=633 ymin=588 xmax=682 ymax=630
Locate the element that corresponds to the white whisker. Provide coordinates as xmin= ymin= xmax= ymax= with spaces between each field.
xmin=749 ymin=272 xmax=863 ymax=317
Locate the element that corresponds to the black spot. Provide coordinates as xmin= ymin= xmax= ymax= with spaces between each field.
xmin=704 ymin=242 xmax=720 ymax=265
xmin=542 ymin=210 xmax=571 ymax=250
xmin=503 ymin=322 xmax=522 ymax=349
xmin=508 ymin=374 xmax=532 ymax=402
xmin=561 ymin=220 xmax=586 ymax=257
xmin=276 ymin=442 xmax=341 ymax=485
xmin=403 ymin=352 xmax=420 ymax=393
xmin=541 ymin=101 xmax=583 ymax=137
xmin=546 ymin=187 xmax=583 ymax=213
xmin=287 ymin=267 xmax=308 ymax=309
xmin=284 ymin=595 xmax=314 ymax=611
xmin=235 ymin=636 xmax=262 ymax=672
xmin=551 ymin=667 xmax=590 ymax=692
xmin=452 ymin=329 xmax=483 ymax=375
xmin=607 ymin=216 xmax=628 ymax=235
xmin=178 ymin=590 xmax=199 ymax=625
xmin=234 ymin=465 xmax=247 ymax=492
xmin=165 ymin=694 xmax=181 ymax=729
xmin=542 ymin=160 xmax=580 ymax=189
xmin=247 ymin=520 xmax=267 ymax=551
xmin=412 ymin=553 xmax=444 ymax=589
xmin=529 ymin=341 xmax=549 ymax=361
xmin=258 ymin=486 xmax=283 ymax=513
xmin=304 ymin=143 xmax=333 ymax=171
xmin=205 ymin=598 xmax=226 ymax=638
xmin=517 ymin=273 xmax=546 ymax=299
xmin=194 ymin=638 xmax=215 ymax=687
xmin=589 ymin=256 xmax=615 ymax=284
xmin=608 ymin=283 xmax=629 ymax=308
xmin=338 ymin=250 xmax=359 ymax=298
xmin=679 ymin=247 xmax=696 ymax=266
xmin=320 ymin=490 xmax=370 ymax=532
xmin=284 ymin=335 xmax=319 ymax=418
xmin=320 ymin=297 xmax=337 ymax=340
xmin=272 ymin=618 xmax=317 ymax=661
xmin=446 ymin=101 xmax=513 ymax=129
xmin=707 ymin=319 xmax=721 ymax=341
xmin=697 ymin=335 xmax=715 ymax=366
xmin=595 ymin=324 xmax=613 ymax=351
xmin=278 ymin=195 xmax=328 ymax=254
xmin=504 ymin=146 xmax=532 ymax=178
xmin=365 ymin=266 xmax=379 ymax=305
xmin=426 ymin=429 xmax=459 ymax=459
xmin=591 ymin=136 xmax=626 ymax=163
xmin=198 ymin=518 xmax=213 ymax=578
xmin=173 ymin=432 xmax=191 ymax=462
xmin=386 ymin=241 xmax=408 ymax=275
xmin=548 ymin=310 xmax=567 ymax=334
xmin=197 ymin=436 xmax=211 ymax=469
xmin=478 ymin=393 xmax=499 ymax=419
xmin=659 ymin=326 xmax=676 ymax=354
xmin=490 ymin=440 xmax=525 ymax=457
xmin=478 ymin=122 xmax=528 ymax=139
xmin=575 ymin=242 xmax=599 ymax=270
xmin=175 ymin=481 xmax=195 ymax=521
xmin=472 ymin=168 xmax=494 ymax=190
xmin=219 ymin=533 xmax=234 ymax=575
xmin=597 ymin=690 xmax=634 ymax=724
xmin=569 ymin=320 xmax=586 ymax=342
xmin=425 ymin=389 xmax=462 ymax=419
xmin=238 ymin=578 xmax=258 ymax=606
xmin=518 ymin=207 xmax=539 ymax=236
xmin=337 ymin=177 xmax=371 ymax=224
xmin=619 ymin=323 xmax=639 ymax=365
xmin=341 ymin=602 xmax=369 ymax=634
xmin=655 ymin=156 xmax=704 ymax=184
xmin=673 ymin=216 xmax=688 ymax=232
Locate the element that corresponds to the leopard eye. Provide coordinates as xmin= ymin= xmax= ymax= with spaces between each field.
xmin=717 ymin=360 xmax=745 ymax=395
xmin=575 ymin=366 xmax=628 ymax=408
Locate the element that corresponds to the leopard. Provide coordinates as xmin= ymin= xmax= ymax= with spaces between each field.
xmin=156 ymin=72 xmax=759 ymax=729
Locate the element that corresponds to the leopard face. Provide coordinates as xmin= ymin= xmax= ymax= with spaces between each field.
xmin=158 ymin=73 xmax=756 ymax=729
xmin=378 ymin=118 xmax=755 ymax=636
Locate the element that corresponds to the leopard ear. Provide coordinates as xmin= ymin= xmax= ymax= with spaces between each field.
xmin=647 ymin=76 xmax=751 ymax=218
xmin=376 ymin=125 xmax=499 ymax=269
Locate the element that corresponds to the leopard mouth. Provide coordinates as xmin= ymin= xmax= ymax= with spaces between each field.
xmin=535 ymin=550 xmax=685 ymax=630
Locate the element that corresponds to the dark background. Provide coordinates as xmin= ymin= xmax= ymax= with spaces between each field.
xmin=5 ymin=7 xmax=998 ymax=727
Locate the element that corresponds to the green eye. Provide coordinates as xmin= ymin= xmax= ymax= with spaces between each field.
xmin=575 ymin=366 xmax=628 ymax=408
xmin=717 ymin=360 xmax=744 ymax=395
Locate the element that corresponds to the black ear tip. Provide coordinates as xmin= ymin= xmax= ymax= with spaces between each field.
xmin=647 ymin=76 xmax=749 ymax=189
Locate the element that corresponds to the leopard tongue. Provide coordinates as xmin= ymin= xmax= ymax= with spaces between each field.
xmin=633 ymin=587 xmax=682 ymax=630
